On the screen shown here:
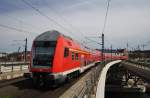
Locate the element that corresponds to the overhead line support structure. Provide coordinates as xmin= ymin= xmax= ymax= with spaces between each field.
xmin=101 ymin=33 xmax=105 ymax=66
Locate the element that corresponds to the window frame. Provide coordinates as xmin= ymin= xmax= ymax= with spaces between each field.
xmin=72 ymin=52 xmax=75 ymax=60
xmin=64 ymin=47 xmax=69 ymax=57
xmin=75 ymin=53 xmax=79 ymax=60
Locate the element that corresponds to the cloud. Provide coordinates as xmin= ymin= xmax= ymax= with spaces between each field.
xmin=0 ymin=0 xmax=150 ymax=52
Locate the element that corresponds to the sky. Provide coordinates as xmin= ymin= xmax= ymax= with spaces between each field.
xmin=0 ymin=0 xmax=150 ymax=52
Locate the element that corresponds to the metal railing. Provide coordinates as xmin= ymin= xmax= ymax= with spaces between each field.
xmin=59 ymin=62 xmax=104 ymax=98
xmin=0 ymin=61 xmax=29 ymax=73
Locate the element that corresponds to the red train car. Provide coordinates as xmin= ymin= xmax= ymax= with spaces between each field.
xmin=29 ymin=30 xmax=128 ymax=86
xmin=30 ymin=30 xmax=100 ymax=85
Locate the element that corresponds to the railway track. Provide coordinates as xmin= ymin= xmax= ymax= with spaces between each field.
xmin=0 ymin=69 xmax=91 ymax=98
xmin=0 ymin=77 xmax=27 ymax=88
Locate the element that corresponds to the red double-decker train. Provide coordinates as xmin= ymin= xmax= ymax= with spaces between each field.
xmin=29 ymin=30 xmax=127 ymax=86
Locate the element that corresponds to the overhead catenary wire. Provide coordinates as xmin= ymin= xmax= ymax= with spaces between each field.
xmin=85 ymin=0 xmax=111 ymax=48
xmin=0 ymin=0 xmax=114 ymax=52
xmin=3 ymin=0 xmax=109 ymax=49
xmin=43 ymin=0 xmax=88 ymax=45
xmin=22 ymin=0 xmax=108 ymax=47
xmin=102 ymin=0 xmax=111 ymax=34
xmin=0 ymin=24 xmax=37 ymax=35
xmin=60 ymin=0 xmax=95 ymax=12
xmin=21 ymin=0 xmax=83 ymax=42
xmin=0 ymin=13 xmax=44 ymax=32
xmin=85 ymin=37 xmax=102 ymax=45
xmin=44 ymin=0 xmax=85 ymax=38
xmin=44 ymin=0 xmax=107 ymax=46
xmin=0 ymin=24 xmax=29 ymax=34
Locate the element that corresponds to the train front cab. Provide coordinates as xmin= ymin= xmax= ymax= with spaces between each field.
xmin=30 ymin=31 xmax=65 ymax=85
xmin=30 ymin=31 xmax=83 ymax=85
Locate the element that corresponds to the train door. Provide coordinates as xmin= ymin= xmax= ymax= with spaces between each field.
xmin=80 ymin=54 xmax=85 ymax=66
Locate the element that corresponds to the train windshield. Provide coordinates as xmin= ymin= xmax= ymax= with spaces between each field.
xmin=32 ymin=41 xmax=56 ymax=67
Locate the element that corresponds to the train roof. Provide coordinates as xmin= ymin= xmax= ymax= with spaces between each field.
xmin=34 ymin=30 xmax=72 ymax=41
xmin=34 ymin=30 xmax=95 ymax=53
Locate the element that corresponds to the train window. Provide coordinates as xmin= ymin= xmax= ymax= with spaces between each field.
xmin=75 ymin=53 xmax=79 ymax=60
xmin=33 ymin=41 xmax=56 ymax=67
xmin=72 ymin=52 xmax=75 ymax=60
xmin=64 ymin=48 xmax=69 ymax=57
xmin=34 ymin=41 xmax=56 ymax=47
